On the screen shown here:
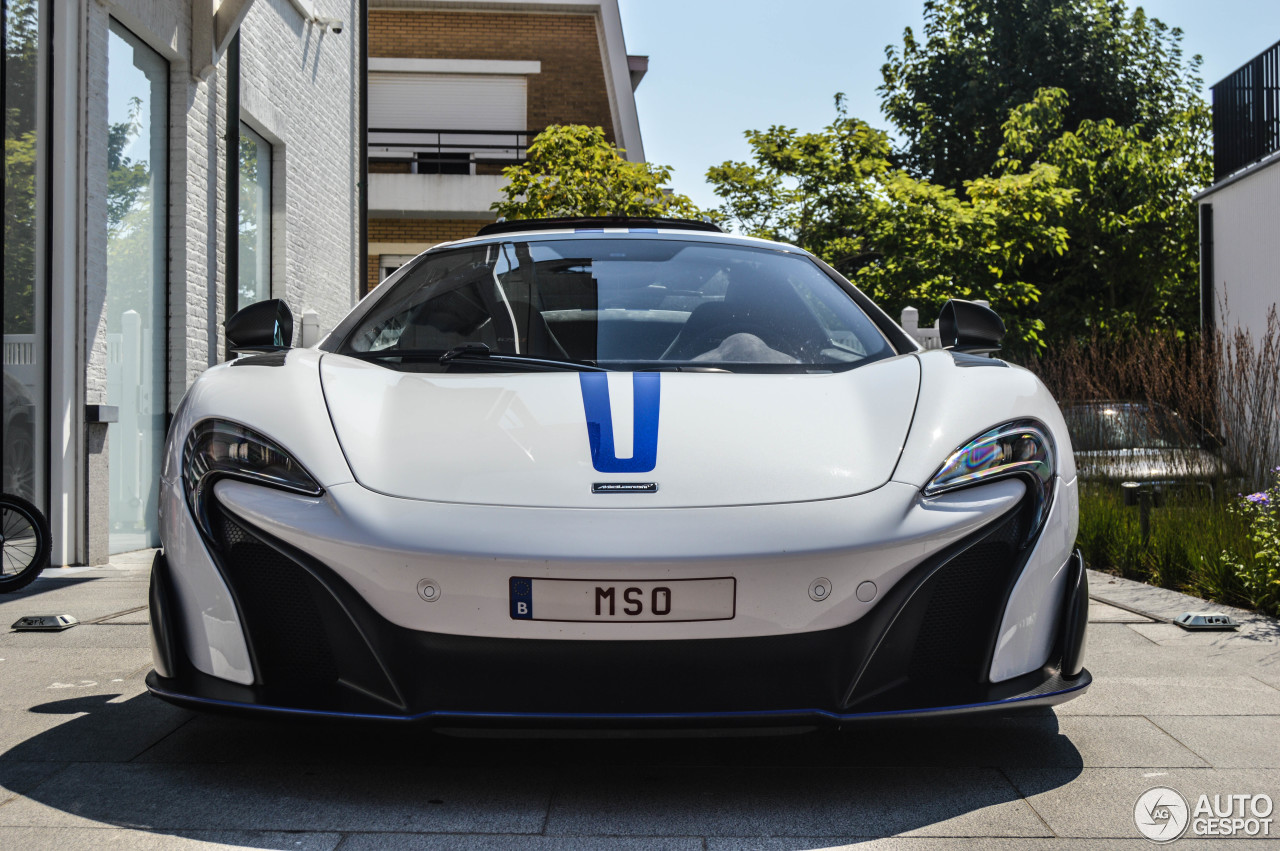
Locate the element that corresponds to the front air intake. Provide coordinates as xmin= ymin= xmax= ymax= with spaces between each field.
xmin=844 ymin=506 xmax=1030 ymax=711
xmin=210 ymin=506 xmax=340 ymax=687
xmin=908 ymin=508 xmax=1026 ymax=685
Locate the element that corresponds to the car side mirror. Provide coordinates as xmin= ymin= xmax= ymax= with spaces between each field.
xmin=937 ymin=299 xmax=1005 ymax=355
xmin=225 ymin=299 xmax=294 ymax=353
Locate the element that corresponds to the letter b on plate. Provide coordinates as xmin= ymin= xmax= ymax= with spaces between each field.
xmin=510 ymin=577 xmax=533 ymax=619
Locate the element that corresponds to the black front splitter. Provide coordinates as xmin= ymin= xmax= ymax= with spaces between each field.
xmin=145 ymin=666 xmax=1090 ymax=728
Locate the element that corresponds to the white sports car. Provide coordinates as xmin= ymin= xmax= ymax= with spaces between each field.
xmin=147 ymin=217 xmax=1089 ymax=725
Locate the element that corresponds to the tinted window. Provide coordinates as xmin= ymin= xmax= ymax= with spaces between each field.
xmin=340 ymin=239 xmax=895 ymax=372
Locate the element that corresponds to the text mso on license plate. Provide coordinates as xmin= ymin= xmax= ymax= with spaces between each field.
xmin=509 ymin=577 xmax=736 ymax=622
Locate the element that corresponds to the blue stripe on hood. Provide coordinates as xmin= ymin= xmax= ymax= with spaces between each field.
xmin=579 ymin=372 xmax=660 ymax=473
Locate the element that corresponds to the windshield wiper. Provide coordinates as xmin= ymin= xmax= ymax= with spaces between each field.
xmin=437 ymin=343 xmax=493 ymax=364
xmin=637 ymin=365 xmax=732 ymax=373
xmin=438 ymin=343 xmax=608 ymax=372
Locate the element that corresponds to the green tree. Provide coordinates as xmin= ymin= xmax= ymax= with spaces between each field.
xmin=492 ymin=124 xmax=701 ymax=220
xmin=706 ymin=95 xmax=897 ymax=265
xmin=708 ymin=95 xmax=1074 ymax=346
xmin=710 ymin=0 xmax=1213 ymax=346
xmin=880 ymin=0 xmax=1205 ymax=189
xmin=995 ymin=87 xmax=1210 ymax=335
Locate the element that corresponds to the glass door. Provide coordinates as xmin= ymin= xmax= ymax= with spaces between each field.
xmin=2 ymin=0 xmax=48 ymax=508
xmin=105 ymin=21 xmax=167 ymax=553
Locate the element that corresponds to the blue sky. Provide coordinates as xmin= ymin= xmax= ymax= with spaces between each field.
xmin=617 ymin=0 xmax=1280 ymax=213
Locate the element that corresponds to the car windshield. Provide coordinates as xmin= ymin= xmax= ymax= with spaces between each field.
xmin=337 ymin=238 xmax=896 ymax=372
xmin=1063 ymin=405 xmax=1196 ymax=451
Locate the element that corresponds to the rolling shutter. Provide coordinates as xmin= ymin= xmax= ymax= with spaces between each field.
xmin=368 ymin=73 xmax=527 ymax=130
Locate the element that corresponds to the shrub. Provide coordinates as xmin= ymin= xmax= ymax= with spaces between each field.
xmin=1020 ymin=306 xmax=1279 ymax=492
xmin=1219 ymin=469 xmax=1280 ymax=616
xmin=1076 ymin=484 xmax=1254 ymax=606
xmin=1024 ymin=307 xmax=1279 ymax=614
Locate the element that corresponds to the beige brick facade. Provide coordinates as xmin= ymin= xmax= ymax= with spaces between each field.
xmin=369 ymin=10 xmax=616 ymax=142
xmin=365 ymin=5 xmax=628 ymax=293
xmin=367 ymin=218 xmax=491 ymax=291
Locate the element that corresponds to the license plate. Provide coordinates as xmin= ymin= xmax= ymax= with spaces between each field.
xmin=509 ymin=577 xmax=736 ymax=622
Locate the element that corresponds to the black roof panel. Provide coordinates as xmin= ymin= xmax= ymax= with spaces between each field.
xmin=476 ymin=216 xmax=723 ymax=237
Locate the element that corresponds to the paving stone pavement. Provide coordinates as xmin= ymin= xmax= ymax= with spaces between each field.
xmin=0 ymin=557 xmax=1277 ymax=850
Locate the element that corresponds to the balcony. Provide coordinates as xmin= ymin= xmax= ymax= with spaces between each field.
xmin=1212 ymin=39 xmax=1280 ymax=181
xmin=368 ymin=128 xmax=527 ymax=218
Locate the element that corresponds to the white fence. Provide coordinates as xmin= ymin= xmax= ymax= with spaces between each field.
xmin=105 ymin=310 xmax=158 ymax=533
xmin=900 ymin=307 xmax=941 ymax=350
xmin=3 ymin=335 xmax=38 ymax=397
xmin=899 ymin=302 xmax=992 ymax=351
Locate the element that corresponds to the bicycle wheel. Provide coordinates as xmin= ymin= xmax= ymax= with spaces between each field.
xmin=0 ymin=494 xmax=50 ymax=593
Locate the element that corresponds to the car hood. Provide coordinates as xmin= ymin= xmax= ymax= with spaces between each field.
xmin=319 ymin=353 xmax=921 ymax=508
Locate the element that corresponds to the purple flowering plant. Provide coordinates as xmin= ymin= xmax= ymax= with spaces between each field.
xmin=1221 ymin=466 xmax=1280 ymax=615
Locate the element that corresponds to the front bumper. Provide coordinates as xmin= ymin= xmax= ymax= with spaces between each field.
xmin=147 ymin=495 xmax=1091 ymax=725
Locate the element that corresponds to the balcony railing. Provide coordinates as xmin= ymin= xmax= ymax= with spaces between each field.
xmin=368 ymin=128 xmax=532 ymax=174
xmin=1211 ymin=39 xmax=1280 ymax=182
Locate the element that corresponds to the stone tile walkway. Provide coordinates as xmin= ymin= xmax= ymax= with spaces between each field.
xmin=1 ymin=557 xmax=1276 ymax=849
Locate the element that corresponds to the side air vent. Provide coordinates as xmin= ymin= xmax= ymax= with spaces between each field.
xmin=210 ymin=507 xmax=340 ymax=687
xmin=909 ymin=509 xmax=1025 ymax=685
xmin=844 ymin=507 xmax=1029 ymax=711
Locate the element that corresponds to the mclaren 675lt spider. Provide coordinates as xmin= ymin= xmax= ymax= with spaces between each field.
xmin=146 ymin=216 xmax=1089 ymax=727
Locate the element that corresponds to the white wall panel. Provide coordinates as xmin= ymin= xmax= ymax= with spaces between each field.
xmin=1206 ymin=161 xmax=1280 ymax=343
xmin=1201 ymin=159 xmax=1280 ymax=470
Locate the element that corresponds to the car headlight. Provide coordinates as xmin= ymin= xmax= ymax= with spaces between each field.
xmin=182 ymin=419 xmax=322 ymax=535
xmin=924 ymin=420 xmax=1055 ymax=533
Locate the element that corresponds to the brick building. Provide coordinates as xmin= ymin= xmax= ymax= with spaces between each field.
xmin=1 ymin=0 xmax=361 ymax=564
xmin=365 ymin=0 xmax=647 ymax=291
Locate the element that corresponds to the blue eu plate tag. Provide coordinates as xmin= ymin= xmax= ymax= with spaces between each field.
xmin=510 ymin=577 xmax=533 ymax=619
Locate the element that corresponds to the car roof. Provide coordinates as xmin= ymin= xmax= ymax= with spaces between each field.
xmin=428 ymin=220 xmax=811 ymax=257
xmin=475 ymin=216 xmax=725 ymax=237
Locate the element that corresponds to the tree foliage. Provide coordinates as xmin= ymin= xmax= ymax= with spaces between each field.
xmin=709 ymin=95 xmax=1073 ymax=345
xmin=880 ymin=0 xmax=1205 ymax=189
xmin=492 ymin=124 xmax=700 ymax=220
xmin=107 ymin=98 xmax=151 ymax=234
xmin=995 ymin=87 xmax=1209 ymax=336
xmin=104 ymin=97 xmax=161 ymax=334
xmin=709 ymin=0 xmax=1211 ymax=348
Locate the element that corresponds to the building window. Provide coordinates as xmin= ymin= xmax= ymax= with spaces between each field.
xmin=105 ymin=20 xmax=168 ymax=553
xmin=3 ymin=0 xmax=48 ymax=507
xmin=378 ymin=255 xmax=416 ymax=282
xmin=413 ymin=151 xmax=470 ymax=175
xmin=237 ymin=122 xmax=272 ymax=308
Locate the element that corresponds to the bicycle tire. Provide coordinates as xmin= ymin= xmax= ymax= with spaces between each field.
xmin=0 ymin=494 xmax=51 ymax=593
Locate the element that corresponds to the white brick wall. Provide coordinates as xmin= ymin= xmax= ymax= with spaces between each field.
xmin=238 ymin=0 xmax=361 ymax=347
xmin=84 ymin=0 xmax=360 ymax=411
